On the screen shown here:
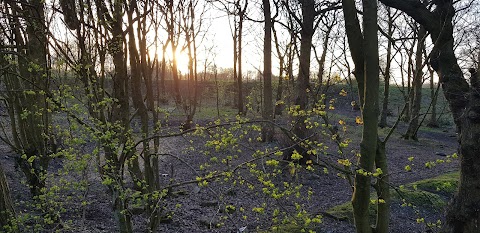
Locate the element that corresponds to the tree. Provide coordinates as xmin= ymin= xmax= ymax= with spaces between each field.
xmin=378 ymin=7 xmax=398 ymax=128
xmin=1 ymin=0 xmax=54 ymax=197
xmin=282 ymin=0 xmax=340 ymax=160
xmin=342 ymin=0 xmax=390 ymax=232
xmin=180 ymin=0 xmax=207 ymax=130
xmin=403 ymin=23 xmax=426 ymax=140
xmin=378 ymin=0 xmax=479 ymax=232
xmin=261 ymin=0 xmax=274 ymax=142
xmin=312 ymin=11 xmax=337 ymax=98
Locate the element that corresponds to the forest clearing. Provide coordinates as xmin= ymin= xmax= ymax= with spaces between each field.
xmin=0 ymin=0 xmax=479 ymax=233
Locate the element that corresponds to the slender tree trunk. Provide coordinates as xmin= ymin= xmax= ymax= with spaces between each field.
xmin=214 ymin=66 xmax=220 ymax=117
xmin=127 ymin=8 xmax=146 ymax=190
xmin=404 ymin=25 xmax=426 ymax=140
xmin=233 ymin=26 xmax=238 ymax=109
xmin=262 ymin=0 xmax=274 ymax=142
xmin=273 ymin=25 xmax=285 ymax=116
xmin=313 ymin=20 xmax=334 ymax=99
xmin=343 ymin=1 xmax=389 ymax=232
xmin=160 ymin=46 xmax=168 ymax=103
xmin=427 ymin=66 xmax=439 ymax=127
xmin=237 ymin=1 xmax=247 ymax=115
xmin=379 ymin=8 xmax=394 ymax=128
xmin=351 ymin=0 xmax=380 ymax=232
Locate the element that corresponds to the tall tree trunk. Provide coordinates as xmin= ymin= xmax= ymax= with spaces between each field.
xmin=127 ymin=8 xmax=146 ymax=190
xmin=343 ymin=1 xmax=389 ymax=232
xmin=313 ymin=19 xmax=334 ymax=99
xmin=351 ymin=0 xmax=380 ymax=232
xmin=404 ymin=25 xmax=426 ymax=140
xmin=237 ymin=0 xmax=247 ymax=115
xmin=379 ymin=8 xmax=394 ymax=128
xmin=403 ymin=44 xmax=415 ymax=122
xmin=291 ymin=0 xmax=315 ymax=147
xmin=273 ymin=25 xmax=285 ymax=116
xmin=262 ymin=0 xmax=274 ymax=142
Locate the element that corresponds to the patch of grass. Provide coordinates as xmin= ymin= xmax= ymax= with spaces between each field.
xmin=260 ymin=223 xmax=319 ymax=233
xmin=194 ymin=106 xmax=238 ymax=120
xmin=326 ymin=172 xmax=459 ymax=222
xmin=408 ymin=172 xmax=459 ymax=194
xmin=325 ymin=198 xmax=378 ymax=224
xmin=392 ymin=189 xmax=446 ymax=210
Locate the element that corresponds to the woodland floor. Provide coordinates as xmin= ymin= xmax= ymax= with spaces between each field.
xmin=1 ymin=87 xmax=459 ymax=233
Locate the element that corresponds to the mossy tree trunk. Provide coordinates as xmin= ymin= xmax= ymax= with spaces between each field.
xmin=342 ymin=0 xmax=390 ymax=232
xmin=2 ymin=0 xmax=52 ymax=197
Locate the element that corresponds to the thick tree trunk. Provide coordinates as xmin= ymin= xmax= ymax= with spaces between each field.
xmin=445 ymin=58 xmax=480 ymax=233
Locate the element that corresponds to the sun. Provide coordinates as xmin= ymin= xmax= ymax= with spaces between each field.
xmin=172 ymin=49 xmax=190 ymax=75
xmin=149 ymin=46 xmax=190 ymax=75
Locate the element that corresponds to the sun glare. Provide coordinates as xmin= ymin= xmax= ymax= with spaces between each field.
xmin=150 ymin=47 xmax=190 ymax=74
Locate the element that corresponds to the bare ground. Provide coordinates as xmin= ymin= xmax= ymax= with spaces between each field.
xmin=1 ymin=93 xmax=459 ymax=233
